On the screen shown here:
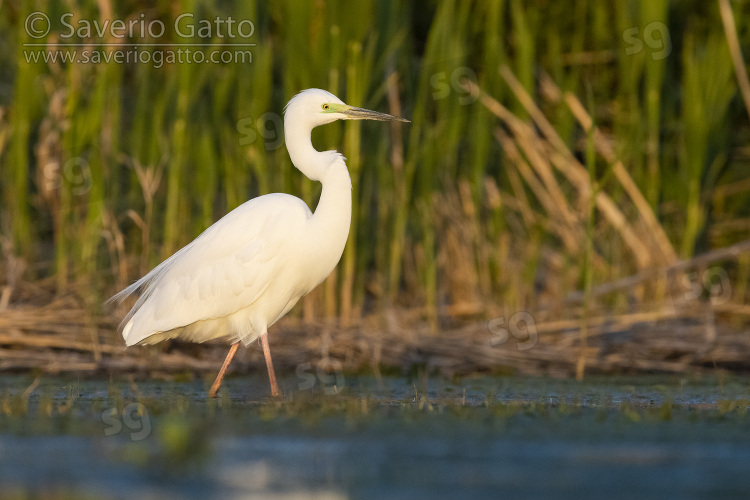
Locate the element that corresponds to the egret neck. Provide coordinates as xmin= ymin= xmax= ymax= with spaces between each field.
xmin=285 ymin=115 xmax=353 ymax=276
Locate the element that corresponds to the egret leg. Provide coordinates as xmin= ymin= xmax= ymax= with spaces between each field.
xmin=208 ymin=342 xmax=240 ymax=398
xmin=260 ymin=333 xmax=280 ymax=397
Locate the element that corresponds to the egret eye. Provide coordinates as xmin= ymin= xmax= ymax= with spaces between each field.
xmin=322 ymin=103 xmax=330 ymax=110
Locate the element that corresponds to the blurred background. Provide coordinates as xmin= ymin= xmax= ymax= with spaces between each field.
xmin=1 ymin=0 xmax=749 ymax=378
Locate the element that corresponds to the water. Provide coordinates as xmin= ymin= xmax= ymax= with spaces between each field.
xmin=1 ymin=374 xmax=749 ymax=499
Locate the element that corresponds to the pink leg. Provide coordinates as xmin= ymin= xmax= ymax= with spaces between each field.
xmin=260 ymin=333 xmax=280 ymax=397
xmin=208 ymin=342 xmax=240 ymax=398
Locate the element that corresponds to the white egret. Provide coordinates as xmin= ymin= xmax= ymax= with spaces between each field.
xmin=110 ymin=89 xmax=409 ymax=397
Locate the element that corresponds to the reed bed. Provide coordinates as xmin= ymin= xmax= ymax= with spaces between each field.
xmin=1 ymin=1 xmax=749 ymax=376
xmin=1 ymin=280 xmax=749 ymax=377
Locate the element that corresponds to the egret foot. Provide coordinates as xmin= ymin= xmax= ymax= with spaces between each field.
xmin=260 ymin=333 xmax=280 ymax=397
xmin=208 ymin=341 xmax=240 ymax=398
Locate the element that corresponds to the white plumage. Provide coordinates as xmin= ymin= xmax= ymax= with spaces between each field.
xmin=110 ymin=88 xmax=408 ymax=396
xmin=114 ymin=194 xmax=311 ymax=346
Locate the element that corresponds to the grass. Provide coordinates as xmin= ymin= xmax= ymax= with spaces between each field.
xmin=0 ymin=0 xmax=749 ymax=328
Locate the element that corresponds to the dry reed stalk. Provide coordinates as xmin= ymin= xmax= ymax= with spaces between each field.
xmin=386 ymin=70 xmax=405 ymax=174
xmin=0 ymin=333 xmax=123 ymax=354
xmin=0 ymin=237 xmax=26 ymax=311
xmin=502 ymin=173 xmax=539 ymax=228
xmin=565 ymin=238 xmax=750 ymax=303
xmin=2 ymin=293 xmax=748 ymax=377
xmin=457 ymin=179 xmax=494 ymax=299
xmin=534 ymin=307 xmax=677 ymax=334
xmin=432 ymin=189 xmax=482 ymax=314
xmin=494 ymin=129 xmax=570 ymax=245
xmin=539 ymin=73 xmax=677 ymax=265
xmin=714 ymin=303 xmax=750 ymax=316
xmin=466 ymin=76 xmax=652 ymax=269
xmin=502 ymin=117 xmax=582 ymax=243
xmin=498 ymin=67 xmax=657 ymax=270
xmin=475 ymin=93 xmax=584 ymax=250
xmin=719 ymin=0 xmax=750 ymax=120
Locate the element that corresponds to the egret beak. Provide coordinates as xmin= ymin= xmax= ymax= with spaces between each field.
xmin=341 ymin=106 xmax=410 ymax=123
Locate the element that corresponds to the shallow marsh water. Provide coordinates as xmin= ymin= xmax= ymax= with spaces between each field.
xmin=1 ymin=373 xmax=749 ymax=499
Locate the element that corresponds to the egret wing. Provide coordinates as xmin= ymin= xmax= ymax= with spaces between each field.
xmin=112 ymin=194 xmax=311 ymax=345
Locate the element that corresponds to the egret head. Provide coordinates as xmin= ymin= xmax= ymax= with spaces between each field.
xmin=285 ymin=88 xmax=409 ymax=129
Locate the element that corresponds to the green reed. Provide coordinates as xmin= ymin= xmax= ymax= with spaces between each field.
xmin=1 ymin=0 xmax=747 ymax=323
